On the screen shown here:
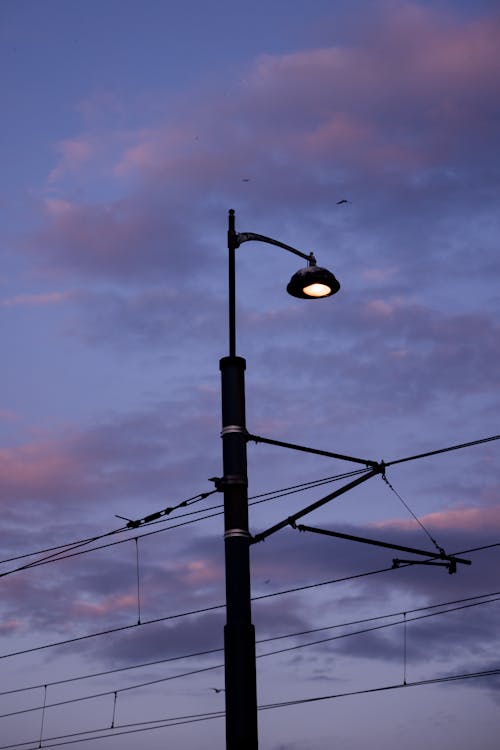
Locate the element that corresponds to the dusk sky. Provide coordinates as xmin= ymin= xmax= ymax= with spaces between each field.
xmin=1 ymin=1 xmax=500 ymax=748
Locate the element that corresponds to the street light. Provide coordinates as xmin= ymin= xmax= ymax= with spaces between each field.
xmin=220 ymin=209 xmax=339 ymax=749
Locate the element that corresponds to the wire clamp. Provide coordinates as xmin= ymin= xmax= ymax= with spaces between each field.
xmin=393 ymin=557 xmax=461 ymax=574
xmin=209 ymin=476 xmax=224 ymax=492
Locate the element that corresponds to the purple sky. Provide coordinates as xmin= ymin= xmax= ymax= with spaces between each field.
xmin=1 ymin=1 xmax=500 ymax=748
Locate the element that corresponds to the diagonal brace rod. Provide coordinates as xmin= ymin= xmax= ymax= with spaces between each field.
xmin=247 ymin=433 xmax=379 ymax=468
xmin=251 ymin=468 xmax=380 ymax=545
xmin=295 ymin=524 xmax=471 ymax=567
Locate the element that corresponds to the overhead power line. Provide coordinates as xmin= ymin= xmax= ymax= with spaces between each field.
xmin=0 ymin=560 xmax=409 ymax=661
xmin=4 ymin=588 xmax=498 ymax=698
xmin=2 ymin=540 xmax=499 ymax=663
xmin=384 ymin=434 xmax=500 ymax=467
xmin=114 ymin=488 xmax=218 ymax=529
xmin=0 ymin=469 xmax=366 ymax=577
xmin=1 ymin=431 xmax=497 ymax=575
xmin=260 ymin=666 xmax=500 ymax=712
xmin=1 ymin=666 xmax=499 ymax=750
xmin=2 ymin=592 xmax=499 ymax=721
xmin=2 ymin=545 xmax=498 ymax=662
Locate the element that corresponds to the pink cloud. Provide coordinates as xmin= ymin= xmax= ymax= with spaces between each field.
xmin=59 ymin=5 xmax=498 ymax=194
xmin=365 ymin=298 xmax=400 ymax=318
xmin=48 ymin=136 xmax=96 ymax=183
xmin=303 ymin=113 xmax=374 ymax=154
xmin=1 ymin=290 xmax=75 ymax=307
xmin=240 ymin=4 xmax=500 ymax=169
xmin=0 ymin=618 xmax=23 ymax=635
xmin=114 ymin=139 xmax=158 ymax=176
xmin=43 ymin=198 xmax=75 ymax=216
xmin=36 ymin=200 xmax=146 ymax=277
xmin=389 ymin=348 xmax=409 ymax=360
xmin=362 ymin=267 xmax=399 ymax=282
xmin=21 ymin=3 xmax=500 ymax=284
xmin=113 ymin=126 xmax=199 ymax=178
xmin=175 ymin=558 xmax=223 ymax=587
xmin=0 ymin=409 xmax=21 ymax=422
xmin=372 ymin=505 xmax=500 ymax=533
xmin=72 ymin=593 xmax=137 ymax=618
xmin=30 ymin=188 xmax=216 ymax=280
xmin=0 ymin=440 xmax=84 ymax=503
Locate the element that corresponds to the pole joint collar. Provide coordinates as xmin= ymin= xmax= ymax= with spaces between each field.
xmin=224 ymin=528 xmax=251 ymax=539
xmin=221 ymin=425 xmax=246 ymax=437
xmin=220 ymin=474 xmax=248 ymax=487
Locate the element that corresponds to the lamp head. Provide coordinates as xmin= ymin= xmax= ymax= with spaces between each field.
xmin=287 ymin=264 xmax=340 ymax=299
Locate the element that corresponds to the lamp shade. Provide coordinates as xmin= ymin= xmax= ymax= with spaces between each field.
xmin=287 ymin=265 xmax=340 ymax=299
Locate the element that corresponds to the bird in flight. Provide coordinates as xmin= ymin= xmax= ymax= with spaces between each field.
xmin=336 ymin=199 xmax=351 ymax=205
xmin=210 ymin=687 xmax=225 ymax=693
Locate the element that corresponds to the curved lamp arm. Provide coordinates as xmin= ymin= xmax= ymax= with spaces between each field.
xmin=235 ymin=232 xmax=316 ymax=266
xmin=227 ymin=209 xmax=337 ymax=356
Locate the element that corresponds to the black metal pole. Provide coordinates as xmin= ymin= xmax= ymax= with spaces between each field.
xmin=228 ymin=209 xmax=237 ymax=359
xmin=221 ymin=210 xmax=258 ymax=749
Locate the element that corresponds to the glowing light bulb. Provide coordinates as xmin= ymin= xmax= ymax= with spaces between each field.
xmin=302 ymin=282 xmax=332 ymax=298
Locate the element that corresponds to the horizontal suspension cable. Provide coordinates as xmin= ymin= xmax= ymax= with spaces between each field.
xmin=1 ymin=667 xmax=498 ymax=750
xmin=3 ymin=588 xmax=498 ymax=698
xmin=0 ymin=469 xmax=366 ymax=578
xmin=2 ymin=593 xmax=499 ymax=720
xmin=384 ymin=434 xmax=500 ymax=467
xmin=0 ymin=543 xmax=497 ymax=662
xmin=1 ymin=432 xmax=496 ymax=573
